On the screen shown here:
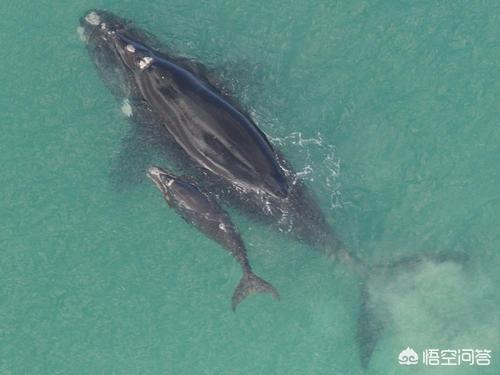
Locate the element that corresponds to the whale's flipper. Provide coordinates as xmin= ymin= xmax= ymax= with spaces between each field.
xmin=231 ymin=272 xmax=280 ymax=311
xmin=357 ymin=283 xmax=386 ymax=368
xmin=109 ymin=103 xmax=184 ymax=191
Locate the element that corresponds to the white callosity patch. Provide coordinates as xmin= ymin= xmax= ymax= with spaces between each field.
xmin=126 ymin=44 xmax=136 ymax=53
xmin=219 ymin=223 xmax=227 ymax=232
xmin=139 ymin=57 xmax=153 ymax=70
xmin=84 ymin=11 xmax=101 ymax=26
xmin=121 ymin=99 xmax=133 ymax=117
xmin=148 ymin=167 xmax=160 ymax=177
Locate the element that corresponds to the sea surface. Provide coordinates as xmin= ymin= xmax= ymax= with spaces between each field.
xmin=1 ymin=1 xmax=499 ymax=374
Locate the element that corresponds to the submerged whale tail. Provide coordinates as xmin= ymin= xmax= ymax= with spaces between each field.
xmin=357 ymin=282 xmax=386 ymax=368
xmin=232 ymin=272 xmax=280 ymax=311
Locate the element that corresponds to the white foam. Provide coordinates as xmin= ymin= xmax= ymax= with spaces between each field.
xmin=268 ymin=131 xmax=341 ymax=208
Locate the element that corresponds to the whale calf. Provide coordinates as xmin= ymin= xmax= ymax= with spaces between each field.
xmin=147 ymin=166 xmax=279 ymax=310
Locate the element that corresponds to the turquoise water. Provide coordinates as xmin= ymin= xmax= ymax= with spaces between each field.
xmin=2 ymin=1 xmax=499 ymax=374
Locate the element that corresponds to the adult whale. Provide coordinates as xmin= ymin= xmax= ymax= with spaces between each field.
xmin=78 ymin=9 xmax=354 ymax=259
xmin=147 ymin=166 xmax=279 ymax=310
xmin=79 ymin=10 xmax=287 ymax=199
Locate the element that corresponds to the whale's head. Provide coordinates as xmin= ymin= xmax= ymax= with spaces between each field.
xmin=79 ymin=10 xmax=157 ymax=98
xmin=147 ymin=166 xmax=177 ymax=201
xmin=82 ymin=10 xmax=121 ymax=28
xmin=79 ymin=10 xmax=128 ymax=51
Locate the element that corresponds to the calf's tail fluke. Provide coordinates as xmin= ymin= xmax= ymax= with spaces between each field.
xmin=231 ymin=272 xmax=280 ymax=311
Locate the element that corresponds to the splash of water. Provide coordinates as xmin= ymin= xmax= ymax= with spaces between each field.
xmin=268 ymin=131 xmax=342 ymax=209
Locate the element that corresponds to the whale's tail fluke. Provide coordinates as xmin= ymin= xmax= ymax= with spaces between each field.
xmin=357 ymin=283 xmax=386 ymax=368
xmin=232 ymin=272 xmax=280 ymax=311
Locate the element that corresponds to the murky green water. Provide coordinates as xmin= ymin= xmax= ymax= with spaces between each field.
xmin=1 ymin=1 xmax=499 ymax=374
